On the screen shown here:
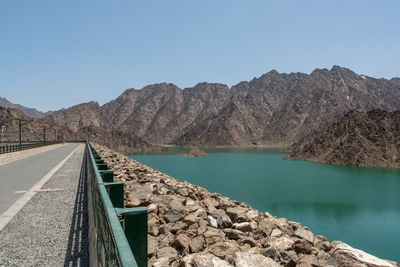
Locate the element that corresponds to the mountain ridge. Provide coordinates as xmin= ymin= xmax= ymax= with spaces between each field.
xmin=0 ymin=97 xmax=53 ymax=118
xmin=2 ymin=66 xmax=400 ymax=149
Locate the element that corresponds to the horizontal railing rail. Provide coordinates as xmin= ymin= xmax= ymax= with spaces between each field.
xmin=86 ymin=142 xmax=147 ymax=267
xmin=0 ymin=141 xmax=62 ymax=155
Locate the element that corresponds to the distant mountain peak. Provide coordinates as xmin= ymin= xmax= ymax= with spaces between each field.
xmin=0 ymin=97 xmax=49 ymax=118
xmin=330 ymin=65 xmax=353 ymax=73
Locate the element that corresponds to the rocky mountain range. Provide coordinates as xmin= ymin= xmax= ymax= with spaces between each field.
xmin=2 ymin=66 xmax=400 ymax=150
xmin=0 ymin=106 xmax=158 ymax=152
xmin=285 ymin=109 xmax=400 ymax=168
xmin=46 ymin=66 xmax=400 ymax=147
xmin=0 ymin=97 xmax=53 ymax=118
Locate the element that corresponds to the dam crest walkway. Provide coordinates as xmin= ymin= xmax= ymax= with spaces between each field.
xmin=0 ymin=143 xmax=89 ymax=266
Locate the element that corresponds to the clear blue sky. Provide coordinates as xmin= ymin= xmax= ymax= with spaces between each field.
xmin=1 ymin=0 xmax=399 ymax=112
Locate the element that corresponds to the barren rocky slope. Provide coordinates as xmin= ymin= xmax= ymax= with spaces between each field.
xmin=3 ymin=66 xmax=400 ymax=149
xmin=94 ymin=143 xmax=399 ymax=267
xmin=0 ymin=106 xmax=157 ymax=152
xmin=285 ymin=110 xmax=400 ymax=167
xmin=0 ymin=97 xmax=50 ymax=118
xmin=46 ymin=66 xmax=400 ymax=147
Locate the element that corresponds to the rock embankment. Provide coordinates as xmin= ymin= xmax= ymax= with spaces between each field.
xmin=93 ymin=144 xmax=399 ymax=267
xmin=285 ymin=110 xmax=400 ymax=168
xmin=184 ymin=147 xmax=208 ymax=157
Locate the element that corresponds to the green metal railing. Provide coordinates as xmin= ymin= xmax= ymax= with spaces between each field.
xmin=0 ymin=141 xmax=62 ymax=154
xmin=86 ymin=142 xmax=147 ymax=267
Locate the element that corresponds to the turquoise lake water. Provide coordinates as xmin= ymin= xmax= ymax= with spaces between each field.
xmin=131 ymin=148 xmax=400 ymax=262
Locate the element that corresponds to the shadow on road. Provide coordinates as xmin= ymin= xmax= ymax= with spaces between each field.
xmin=64 ymin=151 xmax=89 ymax=267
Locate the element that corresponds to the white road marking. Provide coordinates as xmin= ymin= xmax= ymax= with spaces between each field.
xmin=14 ymin=191 xmax=28 ymax=194
xmin=0 ymin=144 xmax=82 ymax=232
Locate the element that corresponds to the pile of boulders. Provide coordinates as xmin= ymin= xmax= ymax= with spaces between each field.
xmin=184 ymin=147 xmax=208 ymax=157
xmin=93 ymin=144 xmax=398 ymax=267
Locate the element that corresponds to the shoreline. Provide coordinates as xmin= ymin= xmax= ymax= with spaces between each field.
xmin=94 ymin=143 xmax=399 ymax=267
xmin=138 ymin=144 xmax=399 ymax=169
xmin=127 ymin=144 xmax=289 ymax=156
xmin=285 ymin=155 xmax=400 ymax=170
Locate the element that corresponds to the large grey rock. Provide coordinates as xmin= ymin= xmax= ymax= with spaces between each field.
xmin=204 ymin=231 xmax=224 ymax=245
xmin=192 ymin=253 xmax=233 ymax=267
xmin=212 ymin=210 xmax=232 ymax=228
xmin=152 ymin=257 xmax=170 ymax=267
xmin=209 ymin=241 xmax=239 ymax=259
xmin=293 ymin=239 xmax=313 ymax=254
xmin=226 ymin=207 xmax=248 ymax=222
xmin=270 ymin=228 xmax=282 ymax=237
xmin=234 ymin=222 xmax=252 ymax=232
xmin=269 ymin=236 xmax=294 ymax=251
xmin=296 ymin=255 xmax=322 ymax=267
xmin=234 ymin=251 xmax=282 ymax=267
xmin=172 ymin=233 xmax=191 ymax=252
xmin=203 ymin=197 xmax=219 ymax=207
xmin=332 ymin=242 xmax=396 ymax=267
xmin=184 ymin=213 xmax=198 ymax=225
xmin=164 ymin=210 xmax=183 ymax=223
xmin=208 ymin=215 xmax=218 ymax=228
xmin=294 ymin=228 xmax=314 ymax=244
xmin=148 ymin=235 xmax=157 ymax=256
xmin=156 ymin=247 xmax=178 ymax=259
xmin=168 ymin=199 xmax=185 ymax=212
xmin=127 ymin=182 xmax=153 ymax=200
xmin=223 ymin=228 xmax=244 ymax=240
xmin=190 ymin=236 xmax=205 ymax=253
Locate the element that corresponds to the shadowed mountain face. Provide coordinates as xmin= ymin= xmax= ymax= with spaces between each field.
xmin=285 ymin=109 xmax=400 ymax=168
xmin=4 ymin=66 xmax=400 ymax=148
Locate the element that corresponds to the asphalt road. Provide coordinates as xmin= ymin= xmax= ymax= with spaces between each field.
xmin=0 ymin=143 xmax=80 ymax=214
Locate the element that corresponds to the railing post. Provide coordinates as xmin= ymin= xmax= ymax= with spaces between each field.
xmin=96 ymin=163 xmax=108 ymax=171
xmin=95 ymin=159 xmax=105 ymax=164
xmin=117 ymin=207 xmax=148 ymax=267
xmin=100 ymin=170 xmax=114 ymax=183
xmin=104 ymin=182 xmax=124 ymax=209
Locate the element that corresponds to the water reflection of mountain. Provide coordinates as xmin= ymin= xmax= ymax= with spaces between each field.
xmin=267 ymin=201 xmax=360 ymax=222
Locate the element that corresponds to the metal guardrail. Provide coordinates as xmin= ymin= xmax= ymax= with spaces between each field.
xmin=0 ymin=141 xmax=62 ymax=154
xmin=86 ymin=142 xmax=147 ymax=267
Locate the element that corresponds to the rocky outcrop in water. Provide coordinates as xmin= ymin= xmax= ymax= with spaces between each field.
xmin=184 ymin=147 xmax=208 ymax=157
xmin=285 ymin=110 xmax=400 ymax=168
xmin=93 ymin=143 xmax=399 ymax=267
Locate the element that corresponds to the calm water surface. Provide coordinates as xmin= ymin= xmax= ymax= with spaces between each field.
xmin=131 ymin=148 xmax=400 ymax=262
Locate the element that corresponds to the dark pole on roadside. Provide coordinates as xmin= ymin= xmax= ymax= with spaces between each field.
xmin=0 ymin=124 xmax=4 ymax=146
xmin=43 ymin=128 xmax=46 ymax=142
xmin=19 ymin=121 xmax=22 ymax=144
xmin=14 ymin=118 xmax=29 ymax=144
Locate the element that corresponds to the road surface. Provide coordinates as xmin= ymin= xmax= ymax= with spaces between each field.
xmin=0 ymin=143 xmax=80 ymax=214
